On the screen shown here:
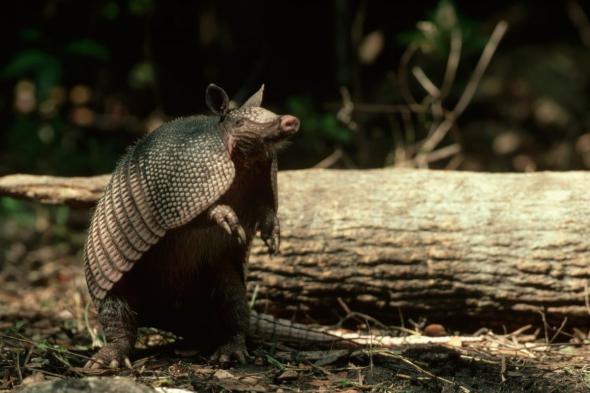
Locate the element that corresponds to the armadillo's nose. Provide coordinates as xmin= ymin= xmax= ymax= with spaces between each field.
xmin=280 ymin=115 xmax=300 ymax=135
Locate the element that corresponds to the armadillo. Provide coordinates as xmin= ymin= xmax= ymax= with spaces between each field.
xmin=83 ymin=84 xmax=303 ymax=368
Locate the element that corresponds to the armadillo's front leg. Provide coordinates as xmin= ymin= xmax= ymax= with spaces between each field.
xmin=259 ymin=210 xmax=280 ymax=255
xmin=85 ymin=297 xmax=137 ymax=369
xmin=258 ymin=154 xmax=280 ymax=255
xmin=207 ymin=204 xmax=246 ymax=244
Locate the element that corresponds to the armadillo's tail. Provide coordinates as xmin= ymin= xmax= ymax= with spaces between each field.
xmin=248 ymin=311 xmax=359 ymax=349
xmin=249 ymin=311 xmax=486 ymax=349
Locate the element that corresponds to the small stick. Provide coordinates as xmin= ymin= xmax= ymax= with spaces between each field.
xmin=314 ymin=148 xmax=344 ymax=169
xmin=15 ymin=352 xmax=23 ymax=384
xmin=0 ymin=334 xmax=94 ymax=362
xmin=412 ymin=66 xmax=440 ymax=98
xmin=549 ymin=317 xmax=568 ymax=345
xmin=566 ymin=0 xmax=590 ymax=48
xmin=422 ymin=144 xmax=461 ymax=164
xmin=249 ymin=284 xmax=260 ymax=309
xmin=398 ymin=45 xmax=420 ymax=107
xmin=538 ymin=310 xmax=550 ymax=347
xmin=381 ymin=351 xmax=472 ymax=393
xmin=508 ymin=324 xmax=533 ymax=337
xmin=24 ymin=367 xmax=65 ymax=379
xmin=440 ymin=28 xmax=463 ymax=99
xmin=453 ymin=21 xmax=508 ymax=117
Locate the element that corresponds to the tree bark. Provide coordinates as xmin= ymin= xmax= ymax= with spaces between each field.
xmin=248 ymin=169 xmax=590 ymax=327
xmin=0 ymin=174 xmax=109 ymax=208
xmin=1 ymin=170 xmax=589 ymax=326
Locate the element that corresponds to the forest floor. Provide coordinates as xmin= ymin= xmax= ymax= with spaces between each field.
xmin=1 ymin=221 xmax=590 ymax=393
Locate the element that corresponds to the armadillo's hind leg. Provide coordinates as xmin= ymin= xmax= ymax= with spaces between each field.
xmin=209 ymin=267 xmax=250 ymax=365
xmin=85 ymin=297 xmax=137 ymax=369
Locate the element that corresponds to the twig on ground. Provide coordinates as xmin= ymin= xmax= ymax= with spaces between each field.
xmin=336 ymin=297 xmax=352 ymax=315
xmin=500 ymin=355 xmax=507 ymax=383
xmin=15 ymin=352 xmax=22 ymax=384
xmin=23 ymin=346 xmax=34 ymax=369
xmin=549 ymin=317 xmax=568 ymax=346
xmin=380 ymin=350 xmax=472 ymax=393
xmin=249 ymin=284 xmax=260 ymax=309
xmin=397 ymin=307 xmax=406 ymax=332
xmin=24 ymin=367 xmax=66 ymax=379
xmin=508 ymin=325 xmax=533 ymax=337
xmin=539 ymin=311 xmax=550 ymax=346
xmin=0 ymin=333 xmax=93 ymax=362
xmin=84 ymin=302 xmax=102 ymax=348
xmin=336 ymin=298 xmax=414 ymax=335
xmin=326 ymin=331 xmax=483 ymax=347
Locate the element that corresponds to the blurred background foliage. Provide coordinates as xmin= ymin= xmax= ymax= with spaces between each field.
xmin=2 ymin=0 xmax=590 ymax=224
xmin=0 ymin=0 xmax=590 ymax=314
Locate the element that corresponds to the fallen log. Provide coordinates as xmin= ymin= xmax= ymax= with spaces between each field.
xmin=0 ymin=174 xmax=109 ymax=207
xmin=1 ymin=170 xmax=589 ymax=326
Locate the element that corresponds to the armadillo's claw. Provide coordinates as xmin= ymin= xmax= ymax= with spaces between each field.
xmin=208 ymin=204 xmax=247 ymax=245
xmin=84 ymin=344 xmax=132 ymax=370
xmin=263 ymin=236 xmax=278 ymax=255
xmin=220 ymin=221 xmax=232 ymax=236
xmin=210 ymin=335 xmax=249 ymax=366
xmin=85 ymin=358 xmax=106 ymax=370
xmin=260 ymin=214 xmax=280 ymax=255
xmin=236 ymin=226 xmax=247 ymax=245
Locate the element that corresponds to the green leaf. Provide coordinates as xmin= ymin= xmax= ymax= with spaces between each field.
xmin=128 ymin=62 xmax=155 ymax=89
xmin=14 ymin=320 xmax=26 ymax=331
xmin=65 ymin=40 xmax=110 ymax=62
xmin=1 ymin=50 xmax=61 ymax=100
xmin=434 ymin=0 xmax=458 ymax=30
xmin=265 ymin=354 xmax=285 ymax=371
xmin=55 ymin=206 xmax=70 ymax=226
xmin=396 ymin=0 xmax=485 ymax=56
xmin=128 ymin=0 xmax=153 ymax=16
xmin=101 ymin=1 xmax=120 ymax=20
xmin=285 ymin=95 xmax=350 ymax=156
xmin=0 ymin=197 xmax=36 ymax=225
xmin=37 ymin=62 xmax=61 ymax=101
xmin=1 ymin=50 xmax=57 ymax=79
xmin=20 ymin=28 xmax=41 ymax=42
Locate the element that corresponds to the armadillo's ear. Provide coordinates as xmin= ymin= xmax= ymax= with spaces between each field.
xmin=241 ymin=84 xmax=264 ymax=108
xmin=206 ymin=84 xmax=230 ymax=116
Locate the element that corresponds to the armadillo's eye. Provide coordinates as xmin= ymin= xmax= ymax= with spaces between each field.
xmin=234 ymin=118 xmax=244 ymax=127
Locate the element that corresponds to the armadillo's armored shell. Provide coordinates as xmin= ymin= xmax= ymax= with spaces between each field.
xmin=84 ymin=116 xmax=235 ymax=301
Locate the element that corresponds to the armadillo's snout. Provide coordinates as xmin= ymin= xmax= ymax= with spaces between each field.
xmin=280 ymin=115 xmax=300 ymax=135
